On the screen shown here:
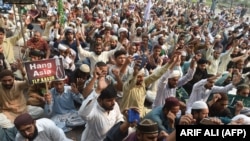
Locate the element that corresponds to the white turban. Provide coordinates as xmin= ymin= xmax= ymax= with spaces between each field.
xmin=118 ymin=27 xmax=128 ymax=35
xmin=58 ymin=44 xmax=68 ymax=51
xmin=103 ymin=22 xmax=112 ymax=28
xmin=111 ymin=35 xmax=118 ymax=41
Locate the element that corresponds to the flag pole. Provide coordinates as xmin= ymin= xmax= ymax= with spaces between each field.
xmin=13 ymin=4 xmax=27 ymax=60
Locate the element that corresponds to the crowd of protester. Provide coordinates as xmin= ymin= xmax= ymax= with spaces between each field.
xmin=0 ymin=0 xmax=250 ymax=141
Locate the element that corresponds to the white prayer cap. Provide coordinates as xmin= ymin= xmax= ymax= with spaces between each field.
xmin=169 ymin=70 xmax=181 ymax=79
xmin=30 ymin=4 xmax=36 ymax=9
xmin=3 ymin=14 xmax=8 ymax=18
xmin=98 ymin=10 xmax=104 ymax=15
xmin=76 ymin=17 xmax=82 ymax=22
xmin=8 ymin=10 xmax=14 ymax=14
xmin=58 ymin=44 xmax=68 ymax=51
xmin=83 ymin=6 xmax=89 ymax=11
xmin=138 ymin=68 xmax=145 ymax=76
xmin=136 ymin=27 xmax=142 ymax=31
xmin=191 ymin=101 xmax=208 ymax=110
xmin=77 ymin=6 xmax=83 ymax=9
xmin=69 ymin=22 xmax=76 ymax=28
xmin=181 ymin=51 xmax=187 ymax=56
xmin=215 ymin=34 xmax=221 ymax=39
xmin=64 ymin=27 xmax=74 ymax=34
xmin=111 ymin=35 xmax=118 ymax=41
xmin=103 ymin=22 xmax=112 ymax=28
xmin=122 ymin=19 xmax=128 ymax=24
xmin=118 ymin=27 xmax=128 ymax=35
xmin=79 ymin=64 xmax=90 ymax=73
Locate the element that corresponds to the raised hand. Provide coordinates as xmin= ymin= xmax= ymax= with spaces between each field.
xmin=70 ymin=83 xmax=79 ymax=94
xmin=25 ymin=16 xmax=32 ymax=25
xmin=179 ymin=114 xmax=196 ymax=125
xmin=16 ymin=59 xmax=23 ymax=70
xmin=93 ymin=66 xmax=102 ymax=79
xmin=169 ymin=52 xmax=181 ymax=69
xmin=76 ymin=78 xmax=85 ymax=87
xmin=190 ymin=57 xmax=197 ymax=69
xmin=96 ymin=77 xmax=109 ymax=94
xmin=156 ymin=57 xmax=163 ymax=66
xmin=125 ymin=55 xmax=133 ymax=65
xmin=112 ymin=68 xmax=120 ymax=78
xmin=207 ymin=73 xmax=221 ymax=82
xmin=212 ymin=93 xmax=221 ymax=103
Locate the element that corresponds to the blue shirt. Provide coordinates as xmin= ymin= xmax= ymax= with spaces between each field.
xmin=44 ymin=85 xmax=83 ymax=116
xmin=143 ymin=106 xmax=175 ymax=133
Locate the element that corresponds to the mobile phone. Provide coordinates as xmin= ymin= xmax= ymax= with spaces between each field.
xmin=133 ymin=55 xmax=147 ymax=70
xmin=133 ymin=55 xmax=140 ymax=60
xmin=128 ymin=109 xmax=140 ymax=123
xmin=140 ymin=55 xmax=147 ymax=69
xmin=200 ymin=118 xmax=217 ymax=125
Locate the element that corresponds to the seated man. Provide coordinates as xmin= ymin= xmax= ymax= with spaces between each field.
xmin=44 ymin=78 xmax=85 ymax=132
xmin=143 ymin=97 xmax=181 ymax=134
xmin=82 ymin=61 xmax=117 ymax=99
xmin=25 ymin=31 xmax=51 ymax=59
xmin=78 ymin=77 xmax=124 ymax=141
xmin=180 ymin=101 xmax=246 ymax=125
xmin=181 ymin=101 xmax=223 ymax=125
xmin=186 ymin=72 xmax=242 ymax=113
xmin=68 ymin=64 xmax=91 ymax=92
xmin=27 ymin=82 xmax=49 ymax=108
xmin=0 ymin=66 xmax=44 ymax=140
xmin=120 ymin=53 xmax=180 ymax=118
xmin=207 ymin=93 xmax=243 ymax=124
xmin=14 ymin=113 xmax=72 ymax=141
xmin=104 ymin=118 xmax=172 ymax=141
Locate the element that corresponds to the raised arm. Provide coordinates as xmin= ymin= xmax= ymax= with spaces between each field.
xmin=82 ymin=66 xmax=101 ymax=98
xmin=76 ymin=32 xmax=92 ymax=60
xmin=144 ymin=52 xmax=181 ymax=86
xmin=78 ymin=76 xmax=108 ymax=120
xmin=177 ymin=57 xmax=196 ymax=87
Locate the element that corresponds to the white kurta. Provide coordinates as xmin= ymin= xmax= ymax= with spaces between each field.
xmin=15 ymin=118 xmax=72 ymax=141
xmin=78 ymin=91 xmax=124 ymax=141
xmin=186 ymin=79 xmax=235 ymax=113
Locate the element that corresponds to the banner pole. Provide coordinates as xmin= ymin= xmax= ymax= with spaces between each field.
xmin=14 ymin=4 xmax=27 ymax=60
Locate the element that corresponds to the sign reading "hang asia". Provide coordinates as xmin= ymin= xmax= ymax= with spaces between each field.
xmin=24 ymin=58 xmax=65 ymax=84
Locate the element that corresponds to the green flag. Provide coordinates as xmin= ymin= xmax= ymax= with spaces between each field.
xmin=58 ymin=0 xmax=65 ymax=26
